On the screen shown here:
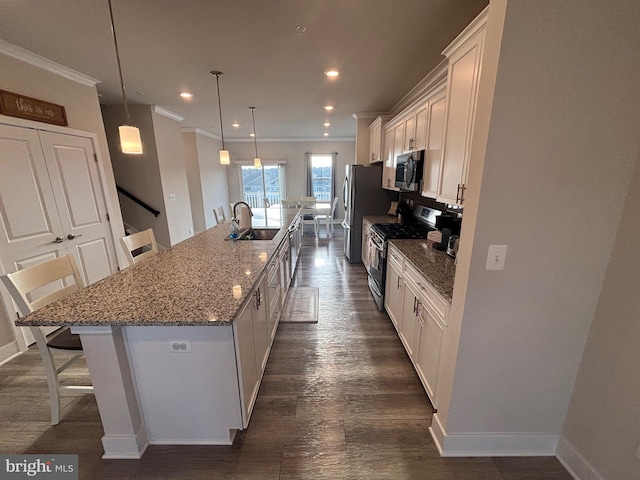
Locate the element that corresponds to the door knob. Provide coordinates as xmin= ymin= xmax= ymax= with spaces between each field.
xmin=67 ymin=233 xmax=83 ymax=240
xmin=51 ymin=236 xmax=64 ymax=244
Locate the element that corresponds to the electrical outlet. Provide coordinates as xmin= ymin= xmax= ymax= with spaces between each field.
xmin=169 ymin=193 xmax=176 ymax=202
xmin=486 ymin=245 xmax=508 ymax=270
xmin=169 ymin=340 xmax=191 ymax=353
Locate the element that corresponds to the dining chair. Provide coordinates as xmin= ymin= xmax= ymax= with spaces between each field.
xmin=299 ymin=198 xmax=317 ymax=236
xmin=281 ymin=200 xmax=299 ymax=208
xmin=315 ymin=196 xmax=339 ymax=236
xmin=120 ymin=228 xmax=159 ymax=265
xmin=213 ymin=206 xmax=227 ymax=225
xmin=0 ymin=254 xmax=94 ymax=425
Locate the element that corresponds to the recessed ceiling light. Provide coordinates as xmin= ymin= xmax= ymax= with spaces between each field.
xmin=323 ymin=122 xmax=330 ymax=127
xmin=232 ymin=122 xmax=240 ymax=128
xmin=323 ymin=132 xmax=329 ymax=137
xmin=180 ymin=92 xmax=193 ymax=99
xmin=296 ymin=25 xmax=306 ymax=35
xmin=325 ymin=70 xmax=339 ymax=77
xmin=324 ymin=105 xmax=334 ymax=111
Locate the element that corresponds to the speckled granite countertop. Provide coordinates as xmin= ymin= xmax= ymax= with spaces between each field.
xmin=17 ymin=209 xmax=300 ymax=327
xmin=363 ymin=214 xmax=401 ymax=225
xmin=388 ymin=239 xmax=456 ymax=302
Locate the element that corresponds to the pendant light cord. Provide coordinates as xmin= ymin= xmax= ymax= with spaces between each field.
xmin=212 ymin=71 xmax=226 ymax=150
xmin=250 ymin=106 xmax=258 ymax=158
xmin=107 ymin=0 xmax=131 ymax=125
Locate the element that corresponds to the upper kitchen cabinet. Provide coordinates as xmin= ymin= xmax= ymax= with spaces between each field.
xmin=403 ymin=102 xmax=427 ymax=153
xmin=382 ymin=126 xmax=396 ymax=190
xmin=436 ymin=9 xmax=487 ymax=206
xmin=368 ymin=115 xmax=392 ymax=164
xmin=421 ymin=87 xmax=447 ymax=199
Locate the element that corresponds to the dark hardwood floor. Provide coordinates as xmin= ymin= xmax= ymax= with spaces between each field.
xmin=0 ymin=228 xmax=572 ymax=479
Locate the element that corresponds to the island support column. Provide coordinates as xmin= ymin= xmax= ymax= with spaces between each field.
xmin=72 ymin=325 xmax=148 ymax=459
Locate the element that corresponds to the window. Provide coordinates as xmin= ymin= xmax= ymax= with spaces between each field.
xmin=239 ymin=163 xmax=286 ymax=226
xmin=309 ymin=154 xmax=334 ymax=202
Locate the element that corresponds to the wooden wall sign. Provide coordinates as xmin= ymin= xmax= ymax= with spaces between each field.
xmin=0 ymin=89 xmax=68 ymax=126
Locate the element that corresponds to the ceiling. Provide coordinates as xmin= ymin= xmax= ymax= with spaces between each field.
xmin=0 ymin=0 xmax=488 ymax=141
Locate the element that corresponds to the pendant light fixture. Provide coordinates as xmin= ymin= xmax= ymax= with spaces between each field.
xmin=107 ymin=0 xmax=142 ymax=155
xmin=211 ymin=71 xmax=230 ymax=165
xmin=249 ymin=106 xmax=261 ymax=167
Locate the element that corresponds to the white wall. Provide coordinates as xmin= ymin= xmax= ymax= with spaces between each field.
xmin=151 ymin=109 xmax=193 ymax=245
xmin=560 ymin=152 xmax=640 ymax=478
xmin=0 ymin=45 xmax=125 ymax=354
xmin=182 ymin=130 xmax=230 ymax=232
xmin=225 ymin=140 xmax=355 ymax=221
xmin=435 ymin=0 xmax=640 ymax=457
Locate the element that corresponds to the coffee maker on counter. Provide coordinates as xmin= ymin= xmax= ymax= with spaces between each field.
xmin=435 ymin=214 xmax=461 ymax=258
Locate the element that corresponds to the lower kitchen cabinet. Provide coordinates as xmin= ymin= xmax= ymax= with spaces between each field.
xmin=400 ymin=274 xmax=422 ymax=360
xmin=415 ymin=298 xmax=445 ymax=402
xmin=384 ymin=247 xmax=449 ymax=408
xmin=384 ymin=244 xmax=404 ymax=330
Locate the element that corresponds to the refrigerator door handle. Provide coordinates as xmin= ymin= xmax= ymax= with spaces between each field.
xmin=341 ymin=220 xmax=350 ymax=229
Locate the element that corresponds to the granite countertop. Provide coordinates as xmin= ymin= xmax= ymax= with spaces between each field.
xmin=363 ymin=214 xmax=401 ymax=225
xmin=17 ymin=208 xmax=300 ymax=328
xmin=388 ymin=239 xmax=456 ymax=302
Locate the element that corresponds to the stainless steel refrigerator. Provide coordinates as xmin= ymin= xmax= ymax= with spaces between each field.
xmin=341 ymin=164 xmax=396 ymax=263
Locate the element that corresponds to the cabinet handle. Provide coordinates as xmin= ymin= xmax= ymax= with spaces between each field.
xmin=372 ymin=153 xmax=375 ymax=161
xmin=413 ymin=297 xmax=417 ymax=314
xmin=51 ymin=236 xmax=64 ymax=244
xmin=460 ymin=184 xmax=466 ymax=204
xmin=455 ymin=184 xmax=462 ymax=203
xmin=397 ymin=276 xmax=401 ymax=289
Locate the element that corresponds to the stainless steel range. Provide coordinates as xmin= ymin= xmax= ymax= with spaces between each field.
xmin=366 ymin=206 xmax=441 ymax=311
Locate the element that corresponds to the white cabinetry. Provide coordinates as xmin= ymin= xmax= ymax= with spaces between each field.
xmin=400 ymin=272 xmax=422 ymax=360
xmin=437 ymin=11 xmax=487 ymax=206
xmin=382 ymin=127 xmax=396 ymax=189
xmin=266 ymin=253 xmax=282 ymax=341
xmin=403 ymin=102 xmax=427 ymax=153
xmin=368 ymin=116 xmax=391 ymax=164
xmin=384 ymin=244 xmax=404 ymax=329
xmin=382 ymin=247 xmax=449 ymax=408
xmin=421 ymin=88 xmax=447 ymax=198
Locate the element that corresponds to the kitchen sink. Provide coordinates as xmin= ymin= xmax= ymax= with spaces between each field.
xmin=224 ymin=228 xmax=280 ymax=241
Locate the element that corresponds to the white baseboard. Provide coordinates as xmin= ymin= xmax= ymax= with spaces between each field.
xmin=556 ymin=435 xmax=604 ymax=480
xmin=0 ymin=340 xmax=22 ymax=366
xmin=429 ymin=413 xmax=559 ymax=457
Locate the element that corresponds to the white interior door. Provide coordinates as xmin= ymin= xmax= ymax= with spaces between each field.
xmin=0 ymin=124 xmax=117 ymax=349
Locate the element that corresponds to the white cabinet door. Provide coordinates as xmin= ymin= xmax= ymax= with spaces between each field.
xmin=252 ymin=274 xmax=269 ymax=374
xmin=415 ymin=302 xmax=445 ymax=405
xmin=382 ymin=127 xmax=395 ymax=189
xmin=384 ymin=258 xmax=403 ymax=330
xmin=234 ymin=300 xmax=258 ymax=426
xmin=421 ymin=90 xmax=447 ymax=198
xmin=437 ymin=27 xmax=485 ymax=205
xmin=400 ymin=278 xmax=421 ymax=360
xmin=403 ymin=114 xmax=416 ymax=153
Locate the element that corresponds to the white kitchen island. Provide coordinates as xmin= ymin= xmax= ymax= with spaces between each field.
xmin=17 ymin=208 xmax=301 ymax=459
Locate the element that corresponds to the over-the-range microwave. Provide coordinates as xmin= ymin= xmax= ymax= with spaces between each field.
xmin=395 ymin=150 xmax=424 ymax=191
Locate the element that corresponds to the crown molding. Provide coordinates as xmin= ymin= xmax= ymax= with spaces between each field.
xmin=352 ymin=112 xmax=387 ymax=120
xmin=153 ymin=106 xmax=185 ymax=122
xmin=0 ymin=39 xmax=100 ymax=87
xmin=442 ymin=6 xmax=489 ymax=58
xmin=226 ymin=136 xmax=355 ymax=143
xmin=180 ymin=127 xmax=220 ymax=140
